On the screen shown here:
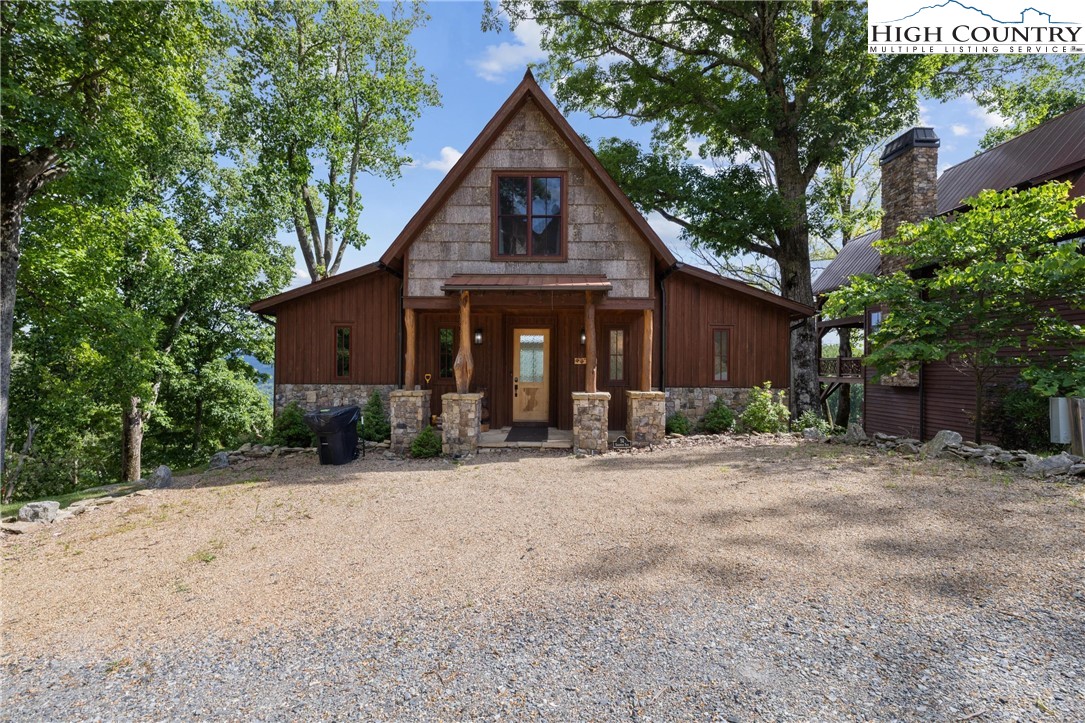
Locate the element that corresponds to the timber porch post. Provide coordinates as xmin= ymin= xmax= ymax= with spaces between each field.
xmin=641 ymin=308 xmax=653 ymax=391
xmin=584 ymin=291 xmax=597 ymax=393
xmin=453 ymin=290 xmax=474 ymax=393
xmin=404 ymin=307 xmax=416 ymax=389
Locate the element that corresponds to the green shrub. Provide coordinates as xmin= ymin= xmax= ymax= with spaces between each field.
xmin=410 ymin=425 xmax=443 ymax=458
xmin=700 ymin=399 xmax=735 ymax=434
xmin=983 ymin=383 xmax=1054 ymax=452
xmin=270 ymin=402 xmax=314 ymax=448
xmin=794 ymin=409 xmax=833 ymax=436
xmin=360 ymin=391 xmax=391 ymax=442
xmin=666 ymin=412 xmax=692 ymax=435
xmin=739 ymin=382 xmax=791 ymax=433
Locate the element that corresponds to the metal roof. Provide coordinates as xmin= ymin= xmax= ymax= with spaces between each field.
xmin=811 ymin=229 xmax=881 ymax=296
xmin=880 ymin=127 xmax=939 ymax=164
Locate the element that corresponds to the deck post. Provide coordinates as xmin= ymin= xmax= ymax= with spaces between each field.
xmin=454 ymin=290 xmax=473 ymax=394
xmin=404 ymin=307 xmax=416 ymax=389
xmin=585 ymin=291 xmax=597 ymax=393
xmin=641 ymin=308 xmax=653 ymax=391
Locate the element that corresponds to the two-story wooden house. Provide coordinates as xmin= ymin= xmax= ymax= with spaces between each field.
xmin=251 ymin=70 xmax=812 ymax=453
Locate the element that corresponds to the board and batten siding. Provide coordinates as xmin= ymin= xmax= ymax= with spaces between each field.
xmin=406 ymin=101 xmax=653 ymax=298
xmin=274 ymin=270 xmax=400 ymax=385
xmin=663 ymin=271 xmax=791 ymax=388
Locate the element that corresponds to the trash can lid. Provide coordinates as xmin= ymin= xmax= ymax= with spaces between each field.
xmin=303 ymin=405 xmax=360 ymax=434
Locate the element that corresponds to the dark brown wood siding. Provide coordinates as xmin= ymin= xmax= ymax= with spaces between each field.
xmin=274 ymin=270 xmax=400 ymax=385
xmin=663 ymin=270 xmax=791 ymax=388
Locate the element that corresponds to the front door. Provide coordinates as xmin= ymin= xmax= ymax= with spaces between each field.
xmin=512 ymin=328 xmax=549 ymax=423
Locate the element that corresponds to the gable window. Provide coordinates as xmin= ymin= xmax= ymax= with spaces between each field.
xmin=335 ymin=326 xmax=351 ymax=378
xmin=495 ymin=173 xmax=564 ymax=258
xmin=607 ymin=328 xmax=625 ymax=383
xmin=712 ymin=328 xmax=729 ymax=382
xmin=438 ymin=327 xmax=455 ymax=379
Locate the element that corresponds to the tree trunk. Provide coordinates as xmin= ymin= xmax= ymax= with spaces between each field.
xmin=0 ymin=174 xmax=26 ymax=483
xmin=2 ymin=420 xmax=36 ymax=504
xmin=192 ymin=397 xmax=203 ymax=454
xmin=122 ymin=396 xmax=144 ymax=482
xmin=834 ymin=331 xmax=852 ymax=428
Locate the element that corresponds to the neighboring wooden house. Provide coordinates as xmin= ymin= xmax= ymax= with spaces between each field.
xmin=251 ymin=70 xmax=812 ymax=451
xmin=814 ymin=105 xmax=1085 ymax=442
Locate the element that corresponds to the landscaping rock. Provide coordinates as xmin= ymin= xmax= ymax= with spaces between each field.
xmin=17 ymin=501 xmax=59 ymax=523
xmin=802 ymin=427 xmax=827 ymax=442
xmin=1022 ymin=454 xmax=1044 ymax=476
xmin=1037 ymin=452 xmax=1076 ymax=477
xmin=921 ymin=429 xmax=963 ymax=458
xmin=842 ymin=423 xmax=867 ymax=444
xmin=208 ymin=451 xmax=230 ymax=470
xmin=1069 ymin=463 xmax=1085 ymax=476
xmin=897 ymin=442 xmax=920 ymax=455
xmin=150 ymin=465 xmax=173 ymax=489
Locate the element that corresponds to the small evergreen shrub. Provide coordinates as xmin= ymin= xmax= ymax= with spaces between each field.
xmin=270 ymin=402 xmax=314 ymax=447
xmin=360 ymin=390 xmax=391 ymax=442
xmin=794 ymin=409 xmax=833 ymax=436
xmin=666 ymin=412 xmax=692 ymax=435
xmin=410 ymin=425 xmax=443 ymax=458
xmin=700 ymin=399 xmax=735 ymax=434
xmin=739 ymin=382 xmax=791 ymax=433
xmin=983 ymin=383 xmax=1052 ymax=452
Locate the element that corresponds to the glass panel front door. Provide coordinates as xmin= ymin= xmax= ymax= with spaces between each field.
xmin=513 ymin=328 xmax=549 ymax=423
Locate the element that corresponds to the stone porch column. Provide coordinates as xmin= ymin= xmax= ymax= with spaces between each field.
xmin=625 ymin=391 xmax=665 ymax=446
xmin=390 ymin=389 xmax=431 ymax=455
xmin=572 ymin=391 xmax=610 ymax=454
xmin=442 ymin=392 xmax=482 ymax=457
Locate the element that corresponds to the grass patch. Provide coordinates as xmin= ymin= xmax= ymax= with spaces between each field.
xmin=188 ymin=539 xmax=225 ymax=565
xmin=1 ymin=484 xmax=140 ymax=519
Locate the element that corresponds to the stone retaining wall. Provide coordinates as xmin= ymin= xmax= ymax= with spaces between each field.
xmin=625 ymin=391 xmax=665 ymax=446
xmin=390 ymin=390 xmax=431 ymax=455
xmin=573 ymin=392 xmax=610 ymax=454
xmin=665 ymin=387 xmax=788 ymax=426
xmin=442 ymin=393 xmax=482 ymax=457
xmin=275 ymin=384 xmax=396 ymax=413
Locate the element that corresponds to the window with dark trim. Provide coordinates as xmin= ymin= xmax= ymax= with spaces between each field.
xmin=495 ymin=174 xmax=563 ymax=257
xmin=335 ymin=326 xmax=351 ymax=378
xmin=607 ymin=328 xmax=625 ymax=383
xmin=438 ymin=327 xmax=455 ymax=379
xmin=712 ymin=328 xmax=729 ymax=382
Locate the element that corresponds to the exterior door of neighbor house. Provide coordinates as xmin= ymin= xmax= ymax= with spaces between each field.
xmin=513 ymin=328 xmax=549 ymax=424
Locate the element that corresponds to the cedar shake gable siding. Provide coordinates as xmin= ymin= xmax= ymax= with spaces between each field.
xmin=405 ymin=100 xmax=653 ymax=298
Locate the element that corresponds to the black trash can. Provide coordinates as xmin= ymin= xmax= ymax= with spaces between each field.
xmin=303 ymin=406 xmax=360 ymax=465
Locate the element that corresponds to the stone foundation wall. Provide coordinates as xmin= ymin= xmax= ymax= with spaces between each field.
xmin=390 ymin=390 xmax=431 ymax=455
xmin=572 ymin=392 xmax=610 ymax=454
xmin=442 ymin=393 xmax=482 ymax=457
xmin=665 ymin=387 xmax=789 ymax=427
xmin=625 ymin=391 xmax=665 ymax=446
xmin=275 ymin=383 xmax=396 ymax=413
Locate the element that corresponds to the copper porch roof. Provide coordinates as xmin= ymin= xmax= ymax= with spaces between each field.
xmin=441 ymin=274 xmax=613 ymax=293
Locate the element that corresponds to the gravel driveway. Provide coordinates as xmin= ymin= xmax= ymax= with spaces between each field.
xmin=3 ymin=437 xmax=1083 ymax=720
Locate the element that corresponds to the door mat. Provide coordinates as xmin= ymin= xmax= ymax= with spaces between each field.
xmin=505 ymin=426 xmax=549 ymax=443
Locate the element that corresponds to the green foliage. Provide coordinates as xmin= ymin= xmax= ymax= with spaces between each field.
xmin=700 ymin=400 xmax=735 ymax=434
xmin=825 ymin=183 xmax=1085 ymax=441
xmin=665 ymin=412 xmax=692 ymax=436
xmin=1021 ymin=348 xmax=1085 ymax=399
xmin=983 ymin=383 xmax=1053 ymax=453
xmin=270 ymin=403 xmax=314 ymax=449
xmin=361 ymin=391 xmax=391 ymax=442
xmin=223 ymin=0 xmax=439 ymax=280
xmin=410 ymin=426 xmax=442 ymax=459
xmin=740 ymin=383 xmax=791 ymax=434
xmin=794 ymin=409 xmax=833 ymax=436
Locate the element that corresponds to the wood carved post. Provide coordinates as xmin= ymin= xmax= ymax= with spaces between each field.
xmin=641 ymin=308 xmax=653 ymax=391
xmin=585 ymin=291 xmax=597 ymax=393
xmin=453 ymin=290 xmax=473 ymax=393
xmin=404 ymin=308 xmax=416 ymax=389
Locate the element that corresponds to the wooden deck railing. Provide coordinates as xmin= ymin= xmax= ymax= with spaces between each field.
xmin=818 ymin=356 xmax=863 ymax=379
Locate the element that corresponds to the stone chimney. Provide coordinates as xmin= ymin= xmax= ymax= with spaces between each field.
xmin=879 ymin=127 xmax=939 ymax=274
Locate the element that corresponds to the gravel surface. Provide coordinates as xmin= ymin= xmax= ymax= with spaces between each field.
xmin=3 ymin=437 xmax=1083 ymax=720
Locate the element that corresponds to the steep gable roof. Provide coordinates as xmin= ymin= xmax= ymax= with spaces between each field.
xmin=379 ymin=69 xmax=676 ymax=269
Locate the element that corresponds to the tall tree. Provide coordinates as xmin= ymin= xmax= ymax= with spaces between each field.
xmin=225 ymin=0 xmax=440 ymax=281
xmin=495 ymin=1 xmax=942 ymax=415
xmin=824 ymin=184 xmax=1085 ymax=443
xmin=0 ymin=0 xmax=210 ymax=477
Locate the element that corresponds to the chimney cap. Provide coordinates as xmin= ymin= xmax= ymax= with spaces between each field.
xmin=880 ymin=127 xmax=940 ymax=165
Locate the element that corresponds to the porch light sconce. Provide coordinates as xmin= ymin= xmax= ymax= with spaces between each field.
xmin=579 ymin=328 xmax=587 ymax=345
xmin=473 ymin=328 xmax=483 ymax=345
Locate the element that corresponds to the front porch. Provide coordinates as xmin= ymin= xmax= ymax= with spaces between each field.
xmin=477 ymin=426 xmax=624 ymax=450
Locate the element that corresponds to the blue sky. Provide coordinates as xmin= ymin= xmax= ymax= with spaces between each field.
xmin=280 ymin=0 xmax=1011 ymax=288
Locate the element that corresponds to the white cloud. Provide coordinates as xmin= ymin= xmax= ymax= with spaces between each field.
xmin=917 ymin=102 xmax=932 ymax=126
xmin=470 ymin=19 xmax=547 ymax=83
xmin=950 ymin=123 xmax=970 ymax=137
xmin=966 ymin=96 xmax=1008 ymax=130
xmin=422 ymin=146 xmax=463 ymax=173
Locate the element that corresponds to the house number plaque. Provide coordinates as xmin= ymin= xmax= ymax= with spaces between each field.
xmin=574 ymin=357 xmax=587 ymax=365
